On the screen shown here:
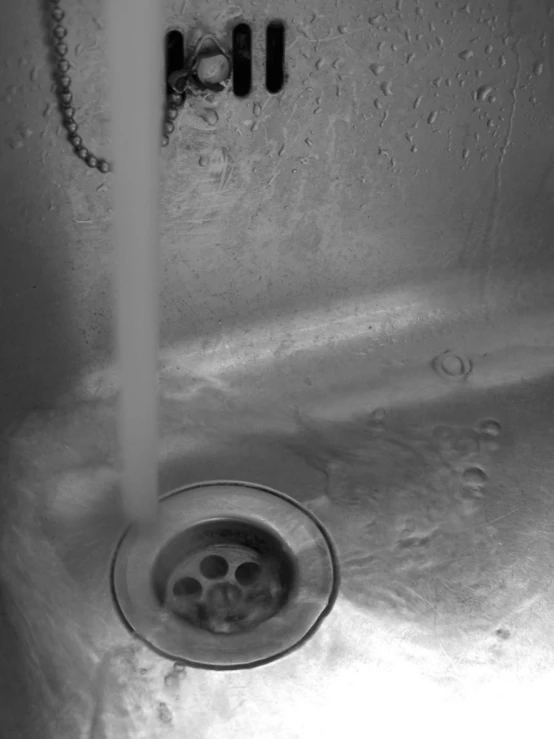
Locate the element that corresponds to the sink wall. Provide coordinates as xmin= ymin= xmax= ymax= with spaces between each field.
xmin=2 ymin=0 xmax=554 ymax=431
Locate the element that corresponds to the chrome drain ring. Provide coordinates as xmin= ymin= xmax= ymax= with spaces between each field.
xmin=111 ymin=481 xmax=339 ymax=669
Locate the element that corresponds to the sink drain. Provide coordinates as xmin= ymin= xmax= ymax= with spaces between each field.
xmin=111 ymin=481 xmax=339 ymax=669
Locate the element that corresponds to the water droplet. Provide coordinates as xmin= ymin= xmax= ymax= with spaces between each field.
xmin=253 ymin=102 xmax=262 ymax=116
xmin=459 ymin=49 xmax=474 ymax=60
xmin=370 ymin=63 xmax=385 ymax=75
xmin=198 ymin=155 xmax=209 ymax=167
xmin=205 ymin=110 xmax=218 ymax=125
xmin=158 ymin=702 xmax=173 ymax=724
xmin=406 ymin=52 xmax=416 ymax=63
xmin=478 ymin=419 xmax=501 ymax=437
xmin=164 ymin=673 xmax=179 ymax=689
xmin=427 ymin=110 xmax=438 ymax=124
xmin=533 ymin=61 xmax=544 ymax=76
xmin=485 ymin=44 xmax=493 ymax=53
xmin=499 ymin=55 xmax=506 ymax=68
xmin=476 ymin=85 xmax=493 ymax=102
xmin=433 ymin=350 xmax=472 ymax=380
xmin=305 ymin=137 xmax=313 ymax=146
xmin=374 ymin=98 xmax=382 ymax=110
xmin=462 ymin=466 xmax=488 ymax=487
xmin=11 ymin=140 xmax=24 ymax=150
xmin=413 ymin=95 xmax=423 ymax=109
xmin=338 ymin=25 xmax=348 ymax=34
xmin=411 ymin=145 xmax=418 ymax=153
xmin=30 ymin=66 xmax=39 ymax=82
xmin=315 ymin=58 xmax=324 ymax=70
xmin=462 ymin=148 xmax=469 ymax=159
xmin=371 ymin=407 xmax=386 ymax=422
xmin=381 ymin=81 xmax=393 ymax=96
xmin=368 ymin=15 xmax=384 ymax=26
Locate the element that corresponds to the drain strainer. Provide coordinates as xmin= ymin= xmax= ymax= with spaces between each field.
xmin=111 ymin=481 xmax=339 ymax=669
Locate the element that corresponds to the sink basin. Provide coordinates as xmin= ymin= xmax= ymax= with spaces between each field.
xmin=2 ymin=0 xmax=554 ymax=737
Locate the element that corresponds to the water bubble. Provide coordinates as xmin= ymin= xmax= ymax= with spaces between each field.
xmin=253 ymin=102 xmax=262 ymax=116
xmin=368 ymin=15 xmax=384 ymax=26
xmin=427 ymin=110 xmax=438 ymax=124
xmin=198 ymin=155 xmax=209 ymax=167
xmin=406 ymin=52 xmax=416 ymax=63
xmin=459 ymin=50 xmax=474 ymax=60
xmin=374 ymin=98 xmax=383 ymax=110
xmin=485 ymin=44 xmax=493 ymax=53
xmin=462 ymin=466 xmax=488 ymax=487
xmin=499 ymin=55 xmax=506 ymax=68
xmin=533 ymin=61 xmax=544 ymax=76
xmin=370 ymin=63 xmax=385 ymax=75
xmin=371 ymin=407 xmax=386 ymax=422
xmin=315 ymin=58 xmax=324 ymax=70
xmin=380 ymin=81 xmax=393 ymax=96
xmin=462 ymin=148 xmax=469 ymax=160
xmin=411 ymin=145 xmax=418 ymax=153
xmin=205 ymin=110 xmax=218 ymax=125
xmin=413 ymin=95 xmax=423 ymax=109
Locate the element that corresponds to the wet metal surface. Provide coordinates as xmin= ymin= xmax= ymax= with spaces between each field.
xmin=2 ymin=0 xmax=554 ymax=738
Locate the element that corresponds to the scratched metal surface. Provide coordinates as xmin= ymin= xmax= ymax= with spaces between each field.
xmin=1 ymin=1 xmax=554 ymax=737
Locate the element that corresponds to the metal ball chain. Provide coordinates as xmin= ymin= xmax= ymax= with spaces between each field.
xmin=48 ymin=0 xmax=185 ymax=174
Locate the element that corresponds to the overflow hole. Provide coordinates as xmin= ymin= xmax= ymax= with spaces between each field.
xmin=266 ymin=20 xmax=285 ymax=94
xmin=165 ymin=29 xmax=185 ymax=94
xmin=232 ymin=23 xmax=252 ymax=97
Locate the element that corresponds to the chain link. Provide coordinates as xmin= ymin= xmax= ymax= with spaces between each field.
xmin=48 ymin=0 xmax=185 ymax=174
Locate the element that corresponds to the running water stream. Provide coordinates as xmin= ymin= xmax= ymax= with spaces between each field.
xmin=108 ymin=0 xmax=163 ymax=524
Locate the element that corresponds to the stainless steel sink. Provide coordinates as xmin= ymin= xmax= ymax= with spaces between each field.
xmin=2 ymin=0 xmax=554 ymax=737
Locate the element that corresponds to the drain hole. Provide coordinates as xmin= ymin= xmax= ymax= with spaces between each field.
xmin=266 ymin=20 xmax=285 ymax=94
xmin=165 ymin=29 xmax=185 ymax=95
xmin=173 ymin=577 xmax=202 ymax=598
xmin=235 ymin=561 xmax=261 ymax=586
xmin=232 ymin=23 xmax=252 ymax=97
xmin=200 ymin=554 xmax=229 ymax=579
